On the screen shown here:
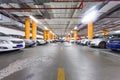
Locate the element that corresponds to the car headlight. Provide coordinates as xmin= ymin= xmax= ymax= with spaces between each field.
xmin=0 ymin=40 xmax=8 ymax=44
xmin=107 ymin=40 xmax=110 ymax=43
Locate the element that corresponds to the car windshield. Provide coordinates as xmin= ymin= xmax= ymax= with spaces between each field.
xmin=94 ymin=36 xmax=105 ymax=39
xmin=108 ymin=34 xmax=120 ymax=39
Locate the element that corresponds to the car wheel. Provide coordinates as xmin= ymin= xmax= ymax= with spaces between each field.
xmin=85 ymin=41 xmax=88 ymax=45
xmin=99 ymin=42 xmax=106 ymax=48
xmin=111 ymin=49 xmax=117 ymax=51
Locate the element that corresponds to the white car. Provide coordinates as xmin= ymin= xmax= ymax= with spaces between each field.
xmin=37 ymin=39 xmax=47 ymax=45
xmin=90 ymin=37 xmax=107 ymax=48
xmin=81 ymin=39 xmax=89 ymax=45
xmin=90 ymin=34 xmax=120 ymax=48
xmin=0 ymin=33 xmax=25 ymax=52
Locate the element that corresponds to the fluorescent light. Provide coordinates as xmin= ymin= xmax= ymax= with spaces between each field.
xmin=71 ymin=31 xmax=73 ymax=33
xmin=81 ymin=6 xmax=98 ymax=24
xmin=114 ymin=30 xmax=120 ymax=33
xmin=29 ymin=15 xmax=38 ymax=23
xmin=44 ymin=26 xmax=48 ymax=30
xmin=74 ymin=26 xmax=78 ymax=30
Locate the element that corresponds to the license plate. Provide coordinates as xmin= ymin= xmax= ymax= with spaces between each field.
xmin=17 ymin=44 xmax=23 ymax=47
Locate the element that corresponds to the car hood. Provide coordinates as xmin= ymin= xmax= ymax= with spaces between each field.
xmin=109 ymin=38 xmax=120 ymax=41
xmin=0 ymin=36 xmax=23 ymax=41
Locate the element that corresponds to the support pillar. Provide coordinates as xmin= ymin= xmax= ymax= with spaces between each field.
xmin=43 ymin=30 xmax=50 ymax=40
xmin=74 ymin=30 xmax=78 ymax=40
xmin=25 ymin=18 xmax=30 ymax=39
xmin=88 ymin=22 xmax=93 ymax=39
xmin=44 ymin=30 xmax=47 ymax=40
xmin=32 ymin=21 xmax=37 ymax=39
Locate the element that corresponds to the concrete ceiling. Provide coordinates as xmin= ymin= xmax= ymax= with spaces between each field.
xmin=0 ymin=0 xmax=119 ymax=37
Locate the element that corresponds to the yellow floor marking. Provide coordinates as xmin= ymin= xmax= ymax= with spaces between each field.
xmin=57 ymin=68 xmax=65 ymax=80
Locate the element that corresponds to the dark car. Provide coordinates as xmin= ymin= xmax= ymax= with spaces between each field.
xmin=107 ymin=34 xmax=120 ymax=51
xmin=24 ymin=39 xmax=36 ymax=48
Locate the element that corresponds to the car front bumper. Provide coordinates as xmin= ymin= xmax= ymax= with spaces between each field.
xmin=90 ymin=42 xmax=99 ymax=47
xmin=107 ymin=43 xmax=120 ymax=50
xmin=0 ymin=43 xmax=25 ymax=52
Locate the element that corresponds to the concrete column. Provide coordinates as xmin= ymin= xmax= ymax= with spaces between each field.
xmin=88 ymin=22 xmax=93 ymax=39
xmin=25 ymin=18 xmax=30 ymax=39
xmin=47 ymin=30 xmax=50 ymax=40
xmin=43 ymin=30 xmax=50 ymax=40
xmin=32 ymin=21 xmax=37 ymax=39
xmin=43 ymin=30 xmax=47 ymax=40
xmin=74 ymin=30 xmax=78 ymax=40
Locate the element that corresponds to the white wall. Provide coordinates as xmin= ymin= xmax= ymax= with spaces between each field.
xmin=0 ymin=26 xmax=43 ymax=38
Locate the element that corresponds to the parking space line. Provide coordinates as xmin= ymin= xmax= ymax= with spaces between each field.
xmin=57 ymin=68 xmax=65 ymax=80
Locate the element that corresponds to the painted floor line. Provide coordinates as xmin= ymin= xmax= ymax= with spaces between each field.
xmin=57 ymin=68 xmax=65 ymax=80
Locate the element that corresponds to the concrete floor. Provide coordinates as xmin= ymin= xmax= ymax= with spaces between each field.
xmin=0 ymin=42 xmax=120 ymax=80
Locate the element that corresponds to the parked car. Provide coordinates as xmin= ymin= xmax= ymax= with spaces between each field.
xmin=107 ymin=34 xmax=120 ymax=51
xmin=70 ymin=39 xmax=75 ymax=43
xmin=81 ymin=38 xmax=89 ymax=45
xmin=90 ymin=34 xmax=120 ymax=48
xmin=89 ymin=35 xmax=109 ymax=48
xmin=24 ymin=39 xmax=36 ymax=48
xmin=76 ymin=40 xmax=81 ymax=45
xmin=37 ymin=39 xmax=47 ymax=45
xmin=107 ymin=39 xmax=120 ymax=51
xmin=0 ymin=32 xmax=25 ymax=52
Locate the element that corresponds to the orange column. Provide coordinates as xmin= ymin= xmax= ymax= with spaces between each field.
xmin=43 ymin=30 xmax=50 ymax=40
xmin=88 ymin=22 xmax=93 ymax=39
xmin=25 ymin=18 xmax=30 ymax=39
xmin=74 ymin=30 xmax=78 ymax=40
xmin=43 ymin=30 xmax=47 ymax=40
xmin=32 ymin=21 xmax=37 ymax=39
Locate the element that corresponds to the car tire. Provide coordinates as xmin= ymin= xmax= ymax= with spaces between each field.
xmin=99 ymin=42 xmax=106 ymax=48
xmin=85 ymin=41 xmax=88 ymax=45
xmin=111 ymin=49 xmax=117 ymax=51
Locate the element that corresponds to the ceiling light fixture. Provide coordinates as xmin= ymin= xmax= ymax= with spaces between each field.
xmin=29 ymin=15 xmax=38 ymax=23
xmin=71 ymin=31 xmax=73 ymax=33
xmin=74 ymin=26 xmax=78 ymax=30
xmin=44 ymin=26 xmax=49 ymax=30
xmin=114 ymin=30 xmax=120 ymax=33
xmin=81 ymin=6 xmax=98 ymax=24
